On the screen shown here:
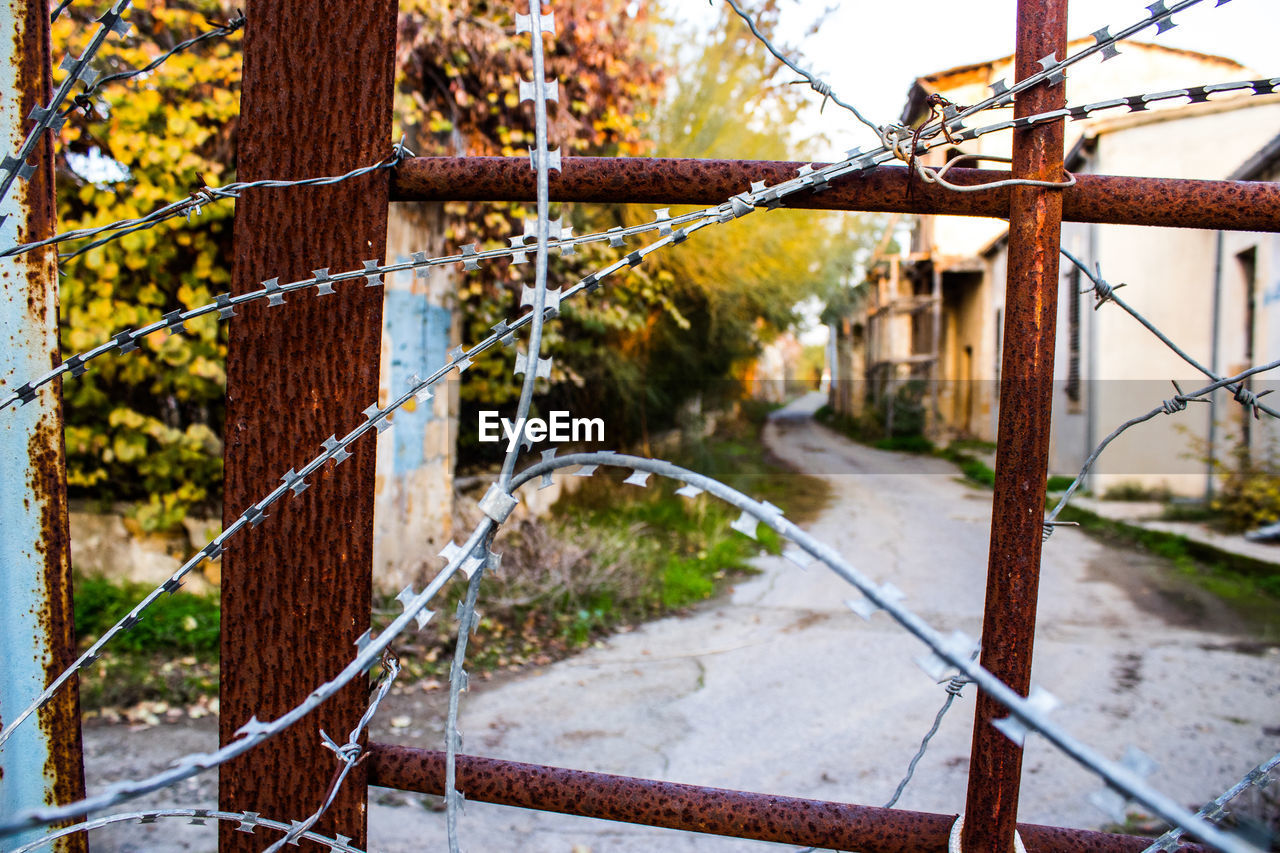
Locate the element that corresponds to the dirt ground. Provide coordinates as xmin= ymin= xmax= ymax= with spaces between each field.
xmin=79 ymin=393 xmax=1280 ymax=851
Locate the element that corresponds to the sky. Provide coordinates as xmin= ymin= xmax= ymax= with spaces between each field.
xmin=679 ymin=0 xmax=1280 ymax=159
xmin=670 ymin=0 xmax=1279 ymax=343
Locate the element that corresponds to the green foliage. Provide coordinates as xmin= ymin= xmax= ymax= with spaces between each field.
xmin=74 ymin=573 xmax=220 ymax=656
xmin=73 ymin=571 xmax=221 ymax=709
xmin=933 ymin=445 xmax=995 ymax=487
xmin=369 ymin=406 xmax=829 ymax=684
xmin=55 ymin=1 xmax=240 ymax=528
xmin=1211 ymin=439 xmax=1280 ymax=532
xmin=1046 ymin=475 xmax=1076 ymax=492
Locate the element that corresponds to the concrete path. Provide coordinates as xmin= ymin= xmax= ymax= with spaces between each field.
xmin=82 ymin=392 xmax=1280 ymax=851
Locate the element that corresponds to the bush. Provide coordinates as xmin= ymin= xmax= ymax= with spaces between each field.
xmin=1213 ymin=440 xmax=1280 ymax=532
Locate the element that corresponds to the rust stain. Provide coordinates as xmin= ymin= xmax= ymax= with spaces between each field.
xmin=10 ymin=0 xmax=88 ymax=844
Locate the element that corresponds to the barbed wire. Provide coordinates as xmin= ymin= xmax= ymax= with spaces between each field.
xmin=261 ymin=649 xmax=400 ymax=853
xmin=1 ymin=141 xmax=411 ymax=260
xmin=720 ymin=0 xmax=883 ymax=133
xmin=1062 ymin=247 xmax=1280 ymax=420
xmin=1044 ymin=358 xmax=1280 ymax=536
xmin=58 ymin=10 xmax=246 ymax=121
xmin=0 ymin=0 xmax=132 ymax=225
xmin=1143 ymin=751 xmax=1279 ymax=852
xmin=797 ymin=656 xmax=978 ymax=853
xmin=9 ymin=807 xmax=369 ymax=853
xmin=1043 ymin=248 xmax=1280 ymax=535
xmin=12 ymin=68 xmax=1280 ymax=420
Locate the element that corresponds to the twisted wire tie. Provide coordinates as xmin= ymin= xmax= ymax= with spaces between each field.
xmin=1232 ymin=385 xmax=1272 ymax=419
xmin=1085 ymin=276 xmax=1125 ymax=309
xmin=793 ymin=76 xmax=833 ymax=112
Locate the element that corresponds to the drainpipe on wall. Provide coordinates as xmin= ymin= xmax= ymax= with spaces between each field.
xmin=1084 ymin=222 xmax=1098 ymax=494
xmin=1208 ymin=229 xmax=1224 ymax=502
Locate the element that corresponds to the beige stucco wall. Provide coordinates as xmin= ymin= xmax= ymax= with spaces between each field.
xmin=925 ymin=42 xmax=1254 ymax=261
xmin=1047 ymin=101 xmax=1280 ymax=496
xmin=912 ymin=44 xmax=1279 ymax=489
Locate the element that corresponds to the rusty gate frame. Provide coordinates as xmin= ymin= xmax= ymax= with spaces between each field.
xmin=10 ymin=0 xmax=1280 ymax=850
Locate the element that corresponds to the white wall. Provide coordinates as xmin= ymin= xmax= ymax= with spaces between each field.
xmin=1047 ymin=100 xmax=1280 ymax=496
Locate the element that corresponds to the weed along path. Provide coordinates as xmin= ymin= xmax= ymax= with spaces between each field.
xmin=81 ymin=392 xmax=1279 ymax=851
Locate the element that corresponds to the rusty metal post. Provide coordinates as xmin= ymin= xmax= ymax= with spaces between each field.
xmin=962 ymin=1 xmax=1068 ymax=850
xmin=217 ymin=0 xmax=398 ymax=848
xmin=0 ymin=0 xmax=88 ymax=848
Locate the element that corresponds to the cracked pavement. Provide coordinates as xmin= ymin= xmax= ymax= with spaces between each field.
xmin=82 ymin=392 xmax=1280 ymax=851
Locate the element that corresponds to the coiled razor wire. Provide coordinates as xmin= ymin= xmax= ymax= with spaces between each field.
xmin=1 ymin=441 xmax=1269 ymax=852
xmin=444 ymin=7 xmax=559 ymax=848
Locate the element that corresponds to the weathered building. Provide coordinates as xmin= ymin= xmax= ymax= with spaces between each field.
xmin=831 ymin=41 xmax=1280 ymax=495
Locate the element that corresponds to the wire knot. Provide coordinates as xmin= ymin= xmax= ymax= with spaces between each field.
xmin=391 ymin=137 xmax=416 ymax=167
xmin=944 ymin=673 xmax=971 ymax=696
xmin=1233 ymin=385 xmax=1271 ymax=419
xmin=320 ymin=730 xmax=364 ymax=766
xmin=1087 ymin=276 xmax=1124 ymax=309
xmin=879 ymin=124 xmax=914 ymax=163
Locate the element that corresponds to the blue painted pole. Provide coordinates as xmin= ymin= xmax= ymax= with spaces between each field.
xmin=0 ymin=0 xmax=88 ymax=847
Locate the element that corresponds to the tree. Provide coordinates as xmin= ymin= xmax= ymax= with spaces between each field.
xmin=536 ymin=0 xmax=877 ymax=452
xmin=54 ymin=0 xmax=240 ymax=530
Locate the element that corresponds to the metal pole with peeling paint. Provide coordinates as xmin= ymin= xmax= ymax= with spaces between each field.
xmin=0 ymin=0 xmax=88 ymax=849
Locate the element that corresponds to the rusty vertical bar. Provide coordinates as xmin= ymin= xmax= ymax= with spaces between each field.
xmin=217 ymin=0 xmax=398 ymax=848
xmin=0 ymin=0 xmax=88 ymax=848
xmin=962 ymin=1 xmax=1068 ymax=850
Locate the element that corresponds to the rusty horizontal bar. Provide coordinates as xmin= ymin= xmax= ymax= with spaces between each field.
xmin=367 ymin=744 xmax=1201 ymax=852
xmin=391 ymin=156 xmax=1280 ymax=233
